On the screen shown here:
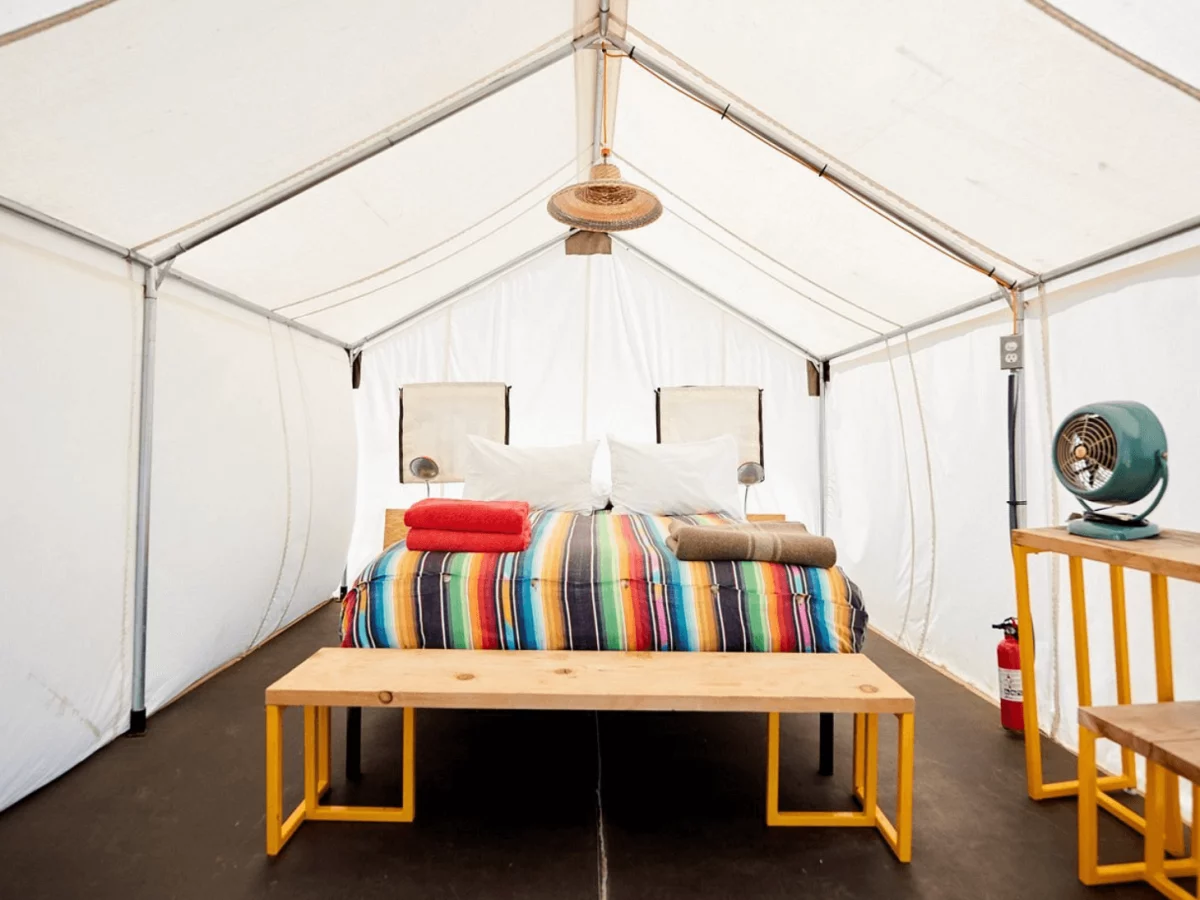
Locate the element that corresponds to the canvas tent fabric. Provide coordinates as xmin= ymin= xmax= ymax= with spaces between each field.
xmin=1 ymin=0 xmax=1199 ymax=818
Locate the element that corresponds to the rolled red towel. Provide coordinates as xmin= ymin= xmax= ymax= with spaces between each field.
xmin=404 ymin=520 xmax=532 ymax=553
xmin=404 ymin=498 xmax=530 ymax=535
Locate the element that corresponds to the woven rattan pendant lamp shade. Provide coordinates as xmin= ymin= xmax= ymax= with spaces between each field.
xmin=548 ymin=44 xmax=661 ymax=233
xmin=547 ymin=160 xmax=662 ymax=232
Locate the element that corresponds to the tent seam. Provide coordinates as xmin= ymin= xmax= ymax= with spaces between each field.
xmin=884 ymin=339 xmax=919 ymax=649
xmin=248 ymin=321 xmax=295 ymax=650
xmin=275 ymin=152 xmax=588 ymax=311
xmin=266 ymin=328 xmax=318 ymax=636
xmin=1026 ymin=0 xmax=1200 ymax=103
xmin=1037 ymin=284 xmax=1063 ymax=739
xmin=612 ymin=153 xmax=899 ymax=328
xmin=905 ymin=335 xmax=939 ymax=658
xmin=291 ymin=160 xmax=593 ymax=321
xmin=610 ymin=237 xmax=819 ymax=361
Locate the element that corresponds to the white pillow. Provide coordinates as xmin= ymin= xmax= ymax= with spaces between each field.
xmin=608 ymin=434 xmax=743 ymax=520
xmin=463 ymin=436 xmax=603 ymax=511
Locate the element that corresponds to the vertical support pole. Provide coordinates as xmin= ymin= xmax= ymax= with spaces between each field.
xmin=1007 ymin=293 xmax=1027 ymax=531
xmin=818 ymin=367 xmax=828 ymax=536
xmin=130 ymin=264 xmax=158 ymax=736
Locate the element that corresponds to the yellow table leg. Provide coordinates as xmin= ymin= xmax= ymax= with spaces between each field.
xmin=1150 ymin=574 xmax=1185 ymax=858
xmin=1078 ymin=726 xmax=1099 ymax=884
xmin=1108 ymin=566 xmax=1137 ymax=787
xmin=1012 ymin=546 xmax=1046 ymax=799
xmin=266 ymin=705 xmax=284 ymax=857
xmin=303 ymin=706 xmax=319 ymax=813
xmin=852 ymin=712 xmax=865 ymax=802
xmin=891 ymin=712 xmax=914 ymax=863
xmin=317 ymin=706 xmax=331 ymax=798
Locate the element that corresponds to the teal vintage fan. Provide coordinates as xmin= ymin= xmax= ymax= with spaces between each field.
xmin=1052 ymin=401 xmax=1168 ymax=540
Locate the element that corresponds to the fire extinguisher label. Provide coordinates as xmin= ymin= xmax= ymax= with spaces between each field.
xmin=999 ymin=669 xmax=1023 ymax=702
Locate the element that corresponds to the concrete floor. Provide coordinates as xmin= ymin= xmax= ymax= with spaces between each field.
xmin=0 ymin=603 xmax=1181 ymax=899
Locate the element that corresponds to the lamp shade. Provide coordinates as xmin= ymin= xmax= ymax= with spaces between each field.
xmin=547 ymin=163 xmax=662 ymax=233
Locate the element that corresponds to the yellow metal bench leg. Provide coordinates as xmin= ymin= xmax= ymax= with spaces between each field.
xmin=317 ymin=706 xmax=331 ymax=798
xmin=768 ymin=712 xmax=911 ymax=862
xmin=852 ymin=712 xmax=865 ymax=802
xmin=265 ymin=705 xmax=416 ymax=857
xmin=1143 ymin=763 xmax=1199 ymax=900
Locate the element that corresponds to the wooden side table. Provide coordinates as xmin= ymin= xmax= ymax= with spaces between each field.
xmin=1011 ymin=527 xmax=1200 ymax=857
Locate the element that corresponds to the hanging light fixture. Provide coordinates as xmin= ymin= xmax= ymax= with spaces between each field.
xmin=548 ymin=45 xmax=661 ymax=233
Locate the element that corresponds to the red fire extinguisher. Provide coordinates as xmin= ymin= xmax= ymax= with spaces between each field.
xmin=992 ymin=617 xmax=1024 ymax=732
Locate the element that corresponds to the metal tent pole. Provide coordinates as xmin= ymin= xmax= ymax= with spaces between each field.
xmin=826 ymin=212 xmax=1200 ymax=362
xmin=152 ymin=33 xmax=595 ymax=267
xmin=129 ymin=265 xmax=160 ymax=735
xmin=1008 ymin=298 xmax=1028 ymax=531
xmin=818 ymin=371 xmax=828 ymax=536
xmin=592 ymin=0 xmax=610 ymax=163
xmin=605 ymin=34 xmax=1019 ymax=289
xmin=0 ymin=195 xmax=348 ymax=350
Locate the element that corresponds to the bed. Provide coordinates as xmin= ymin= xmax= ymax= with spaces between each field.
xmin=341 ymin=510 xmax=866 ymax=654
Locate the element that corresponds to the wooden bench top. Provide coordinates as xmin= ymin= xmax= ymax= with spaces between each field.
xmin=1012 ymin=527 xmax=1200 ymax=583
xmin=266 ymin=648 xmax=914 ymax=715
xmin=1079 ymin=701 xmax=1200 ymax=784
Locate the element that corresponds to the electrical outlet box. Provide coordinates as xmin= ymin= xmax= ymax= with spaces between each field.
xmin=1000 ymin=334 xmax=1024 ymax=370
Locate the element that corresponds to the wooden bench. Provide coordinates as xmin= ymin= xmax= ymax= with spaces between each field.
xmin=266 ymin=648 xmax=915 ymax=860
xmin=1078 ymin=701 xmax=1200 ymax=898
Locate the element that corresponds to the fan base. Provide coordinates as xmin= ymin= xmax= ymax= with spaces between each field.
xmin=1067 ymin=518 xmax=1161 ymax=541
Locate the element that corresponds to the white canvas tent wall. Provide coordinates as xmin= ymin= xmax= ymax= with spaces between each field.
xmin=1 ymin=0 xmax=1199 ymax=817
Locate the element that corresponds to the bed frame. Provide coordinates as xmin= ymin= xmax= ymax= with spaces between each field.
xmin=345 ymin=509 xmax=833 ymax=782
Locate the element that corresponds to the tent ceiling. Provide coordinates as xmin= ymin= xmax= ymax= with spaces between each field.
xmin=1 ymin=0 xmax=1197 ymax=356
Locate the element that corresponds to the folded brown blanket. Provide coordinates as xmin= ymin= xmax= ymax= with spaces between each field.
xmin=665 ymin=520 xmax=837 ymax=567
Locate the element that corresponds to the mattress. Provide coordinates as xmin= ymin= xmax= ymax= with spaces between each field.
xmin=341 ymin=511 xmax=866 ymax=653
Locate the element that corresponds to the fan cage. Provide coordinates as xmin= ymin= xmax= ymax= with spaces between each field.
xmin=1055 ymin=413 xmax=1118 ymax=493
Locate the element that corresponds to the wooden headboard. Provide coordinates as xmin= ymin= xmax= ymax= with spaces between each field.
xmin=383 ymin=509 xmax=785 ymax=551
xmin=383 ymin=509 xmax=409 ymax=550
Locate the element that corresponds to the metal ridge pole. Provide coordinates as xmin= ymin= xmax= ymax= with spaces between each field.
xmin=607 ymin=34 xmax=1017 ymax=289
xmin=129 ymin=265 xmax=159 ymax=735
xmin=827 ymin=212 xmax=1200 ymax=363
xmin=611 ymin=235 xmax=821 ymax=362
xmin=153 ymin=34 xmax=595 ymax=267
xmin=354 ymin=231 xmax=573 ymax=349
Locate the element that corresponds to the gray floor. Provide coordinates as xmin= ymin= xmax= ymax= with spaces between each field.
xmin=0 ymin=603 xmax=1183 ymax=899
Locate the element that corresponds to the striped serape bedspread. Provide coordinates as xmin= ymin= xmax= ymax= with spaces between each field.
xmin=341 ymin=511 xmax=866 ymax=654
